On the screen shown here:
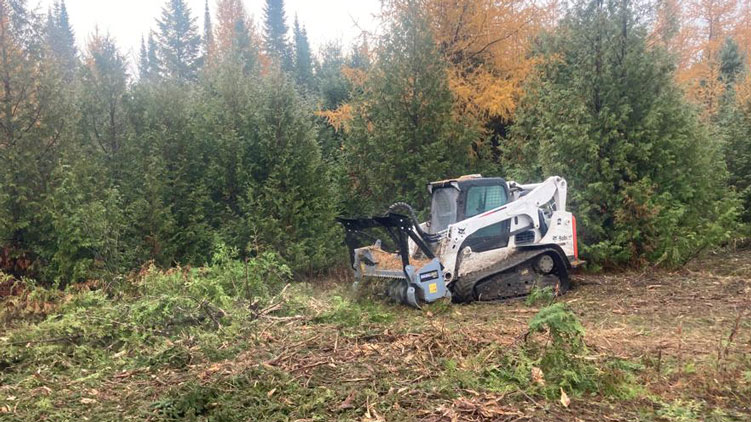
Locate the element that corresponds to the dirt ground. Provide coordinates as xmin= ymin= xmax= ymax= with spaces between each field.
xmin=2 ymin=250 xmax=750 ymax=421
xmin=162 ymin=251 xmax=751 ymax=421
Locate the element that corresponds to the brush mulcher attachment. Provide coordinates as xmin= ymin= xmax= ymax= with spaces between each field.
xmin=338 ymin=175 xmax=582 ymax=307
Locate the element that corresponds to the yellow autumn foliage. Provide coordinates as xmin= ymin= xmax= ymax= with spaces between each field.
xmin=420 ymin=0 xmax=553 ymax=121
xmin=316 ymin=103 xmax=354 ymax=133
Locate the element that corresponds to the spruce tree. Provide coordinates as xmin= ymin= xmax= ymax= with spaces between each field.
xmin=718 ymin=38 xmax=750 ymax=225
xmin=147 ymin=33 xmax=161 ymax=77
xmin=510 ymin=0 xmax=737 ymax=266
xmin=262 ymin=0 xmax=292 ymax=70
xmin=156 ymin=0 xmax=202 ymax=81
xmin=293 ymin=16 xmax=313 ymax=89
xmin=343 ymin=3 xmax=480 ymax=214
xmin=720 ymin=105 xmax=751 ymax=225
xmin=316 ymin=42 xmax=347 ymax=110
xmin=138 ymin=36 xmax=149 ymax=79
xmin=719 ymin=38 xmax=744 ymax=88
xmin=46 ymin=0 xmax=78 ymax=78
xmin=203 ymin=0 xmax=213 ymax=61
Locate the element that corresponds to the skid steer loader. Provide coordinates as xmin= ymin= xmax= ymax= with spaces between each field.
xmin=337 ymin=175 xmax=582 ymax=307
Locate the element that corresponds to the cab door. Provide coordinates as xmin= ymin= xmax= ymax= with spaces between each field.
xmin=457 ymin=181 xmax=511 ymax=252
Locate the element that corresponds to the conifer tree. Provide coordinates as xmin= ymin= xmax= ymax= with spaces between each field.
xmin=80 ymin=33 xmax=129 ymax=160
xmin=214 ymin=0 xmax=256 ymax=71
xmin=720 ymin=103 xmax=751 ymax=225
xmin=262 ymin=0 xmax=292 ymax=70
xmin=0 ymin=0 xmax=78 ymax=278
xmin=242 ymin=73 xmax=339 ymax=271
xmin=510 ymin=0 xmax=737 ymax=266
xmin=293 ymin=16 xmax=313 ymax=89
xmin=719 ymin=37 xmax=744 ymax=87
xmin=156 ymin=0 xmax=202 ymax=81
xmin=343 ymin=3 xmax=480 ymax=214
xmin=138 ymin=36 xmax=149 ymax=79
xmin=147 ymin=32 xmax=161 ymax=77
xmin=718 ymin=36 xmax=751 ymax=225
xmin=203 ymin=0 xmax=213 ymax=61
xmin=46 ymin=0 xmax=77 ymax=78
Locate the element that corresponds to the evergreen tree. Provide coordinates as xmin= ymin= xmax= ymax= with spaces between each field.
xmin=719 ymin=38 xmax=744 ymax=88
xmin=203 ymin=0 xmax=213 ymax=61
xmin=214 ymin=0 xmax=256 ymax=72
xmin=510 ymin=0 xmax=737 ymax=267
xmin=156 ymin=0 xmax=202 ymax=81
xmin=316 ymin=42 xmax=348 ymax=110
xmin=147 ymin=32 xmax=161 ymax=77
xmin=262 ymin=0 xmax=292 ymax=70
xmin=717 ymin=38 xmax=750 ymax=225
xmin=0 ymin=0 xmax=78 ymax=278
xmin=80 ymin=33 xmax=129 ymax=160
xmin=343 ymin=3 xmax=481 ymax=214
xmin=293 ymin=16 xmax=313 ymax=89
xmin=138 ymin=36 xmax=149 ymax=79
xmin=46 ymin=0 xmax=77 ymax=78
xmin=720 ymin=104 xmax=751 ymax=225
xmin=242 ymin=73 xmax=339 ymax=271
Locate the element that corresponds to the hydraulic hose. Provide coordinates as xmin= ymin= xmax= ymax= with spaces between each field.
xmin=384 ymin=202 xmax=441 ymax=243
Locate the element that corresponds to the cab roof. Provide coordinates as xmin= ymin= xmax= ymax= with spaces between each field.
xmin=429 ymin=174 xmax=484 ymax=186
xmin=428 ymin=175 xmax=508 ymax=193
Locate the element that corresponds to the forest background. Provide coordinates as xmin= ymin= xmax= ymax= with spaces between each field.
xmin=1 ymin=0 xmax=751 ymax=285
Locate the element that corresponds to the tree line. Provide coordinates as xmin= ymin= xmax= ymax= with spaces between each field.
xmin=0 ymin=0 xmax=748 ymax=285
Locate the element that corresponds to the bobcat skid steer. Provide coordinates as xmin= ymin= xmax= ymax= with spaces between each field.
xmin=337 ymin=175 xmax=582 ymax=307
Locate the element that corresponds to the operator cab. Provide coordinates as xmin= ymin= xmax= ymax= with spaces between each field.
xmin=427 ymin=175 xmax=511 ymax=239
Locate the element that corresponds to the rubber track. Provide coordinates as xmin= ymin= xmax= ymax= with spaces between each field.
xmin=451 ymin=247 xmax=568 ymax=303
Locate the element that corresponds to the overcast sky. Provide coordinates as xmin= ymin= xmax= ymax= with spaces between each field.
xmin=34 ymin=0 xmax=382 ymax=66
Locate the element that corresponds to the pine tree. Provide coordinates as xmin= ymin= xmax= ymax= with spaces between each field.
xmin=263 ymin=0 xmax=292 ymax=70
xmin=510 ymin=0 xmax=738 ymax=267
xmin=293 ymin=16 xmax=313 ymax=89
xmin=343 ymin=3 xmax=481 ymax=214
xmin=156 ymin=0 xmax=202 ymax=81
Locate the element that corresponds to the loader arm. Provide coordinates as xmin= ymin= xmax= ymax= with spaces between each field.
xmin=440 ymin=176 xmax=568 ymax=280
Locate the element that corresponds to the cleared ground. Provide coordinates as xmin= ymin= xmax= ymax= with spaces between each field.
xmin=1 ymin=250 xmax=750 ymax=421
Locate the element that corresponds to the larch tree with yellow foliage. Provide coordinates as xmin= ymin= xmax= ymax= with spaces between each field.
xmin=385 ymin=0 xmax=555 ymax=124
xmin=211 ymin=0 xmax=257 ymax=71
xmin=664 ymin=0 xmax=739 ymax=117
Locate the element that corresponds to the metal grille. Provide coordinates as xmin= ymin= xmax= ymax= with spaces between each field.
xmin=515 ymin=230 xmax=535 ymax=245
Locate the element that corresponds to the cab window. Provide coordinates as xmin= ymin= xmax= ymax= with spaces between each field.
xmin=465 ymin=185 xmax=508 ymax=218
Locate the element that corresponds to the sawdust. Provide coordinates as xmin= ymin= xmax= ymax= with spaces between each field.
xmin=360 ymin=246 xmax=432 ymax=271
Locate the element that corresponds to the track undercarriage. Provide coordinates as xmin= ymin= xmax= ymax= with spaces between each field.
xmin=450 ymin=251 xmax=570 ymax=303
